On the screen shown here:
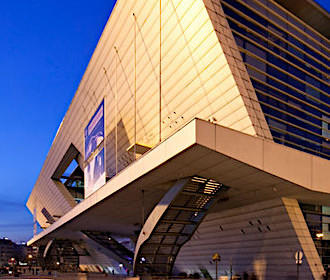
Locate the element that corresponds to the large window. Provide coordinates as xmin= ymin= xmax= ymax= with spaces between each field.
xmin=300 ymin=203 xmax=330 ymax=270
xmin=51 ymin=144 xmax=84 ymax=204
xmin=221 ymin=0 xmax=330 ymax=159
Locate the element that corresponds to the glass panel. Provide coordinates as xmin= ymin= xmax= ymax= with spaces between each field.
xmin=221 ymin=0 xmax=330 ymax=159
xmin=300 ymin=203 xmax=330 ymax=270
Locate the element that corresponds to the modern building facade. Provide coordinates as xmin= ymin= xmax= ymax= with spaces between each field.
xmin=221 ymin=0 xmax=329 ymax=159
xmin=26 ymin=0 xmax=329 ymax=279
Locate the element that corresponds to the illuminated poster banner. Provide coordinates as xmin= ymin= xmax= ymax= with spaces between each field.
xmin=84 ymin=101 xmax=104 ymax=160
xmin=84 ymin=100 xmax=105 ymax=198
xmin=84 ymin=148 xmax=105 ymax=198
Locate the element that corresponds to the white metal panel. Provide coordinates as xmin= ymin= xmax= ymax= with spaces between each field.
xmin=175 ymin=198 xmax=315 ymax=279
xmin=27 ymin=0 xmax=272 ymax=227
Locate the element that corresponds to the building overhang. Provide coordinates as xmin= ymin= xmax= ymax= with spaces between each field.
xmin=274 ymin=0 xmax=330 ymax=38
xmin=28 ymin=118 xmax=330 ymax=246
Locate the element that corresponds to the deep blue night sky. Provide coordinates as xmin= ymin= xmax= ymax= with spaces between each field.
xmin=0 ymin=0 xmax=116 ymax=242
xmin=0 ymin=0 xmax=328 ymax=243
xmin=317 ymin=0 xmax=330 ymax=12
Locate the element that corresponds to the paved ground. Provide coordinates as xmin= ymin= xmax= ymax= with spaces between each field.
xmin=0 ymin=273 xmax=138 ymax=280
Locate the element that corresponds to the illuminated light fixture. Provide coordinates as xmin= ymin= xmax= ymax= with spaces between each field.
xmin=119 ymin=263 xmax=123 ymax=268
xmin=316 ymin=232 xmax=324 ymax=238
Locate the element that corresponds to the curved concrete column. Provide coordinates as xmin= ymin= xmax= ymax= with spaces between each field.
xmin=43 ymin=239 xmax=54 ymax=258
xmin=134 ymin=176 xmax=227 ymax=276
xmin=133 ymin=178 xmax=189 ymax=273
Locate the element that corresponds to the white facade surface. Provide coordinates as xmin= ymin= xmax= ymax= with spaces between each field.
xmin=27 ymin=0 xmax=271 ymax=228
xmin=26 ymin=0 xmax=329 ymax=278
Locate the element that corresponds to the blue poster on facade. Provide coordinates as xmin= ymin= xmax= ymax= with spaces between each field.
xmin=84 ymin=101 xmax=104 ymax=160
xmin=84 ymin=148 xmax=106 ymax=198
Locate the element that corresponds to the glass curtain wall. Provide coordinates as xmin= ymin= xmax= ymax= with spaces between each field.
xmin=300 ymin=203 xmax=330 ymax=271
xmin=220 ymin=0 xmax=330 ymax=159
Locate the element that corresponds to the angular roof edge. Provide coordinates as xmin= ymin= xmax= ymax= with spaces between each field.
xmin=274 ymin=0 xmax=330 ymax=39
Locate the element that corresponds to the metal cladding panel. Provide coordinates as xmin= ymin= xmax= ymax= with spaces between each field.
xmin=27 ymin=0 xmax=272 ymax=227
xmin=174 ymin=198 xmax=321 ymax=279
xmin=203 ymin=0 xmax=272 ymax=140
